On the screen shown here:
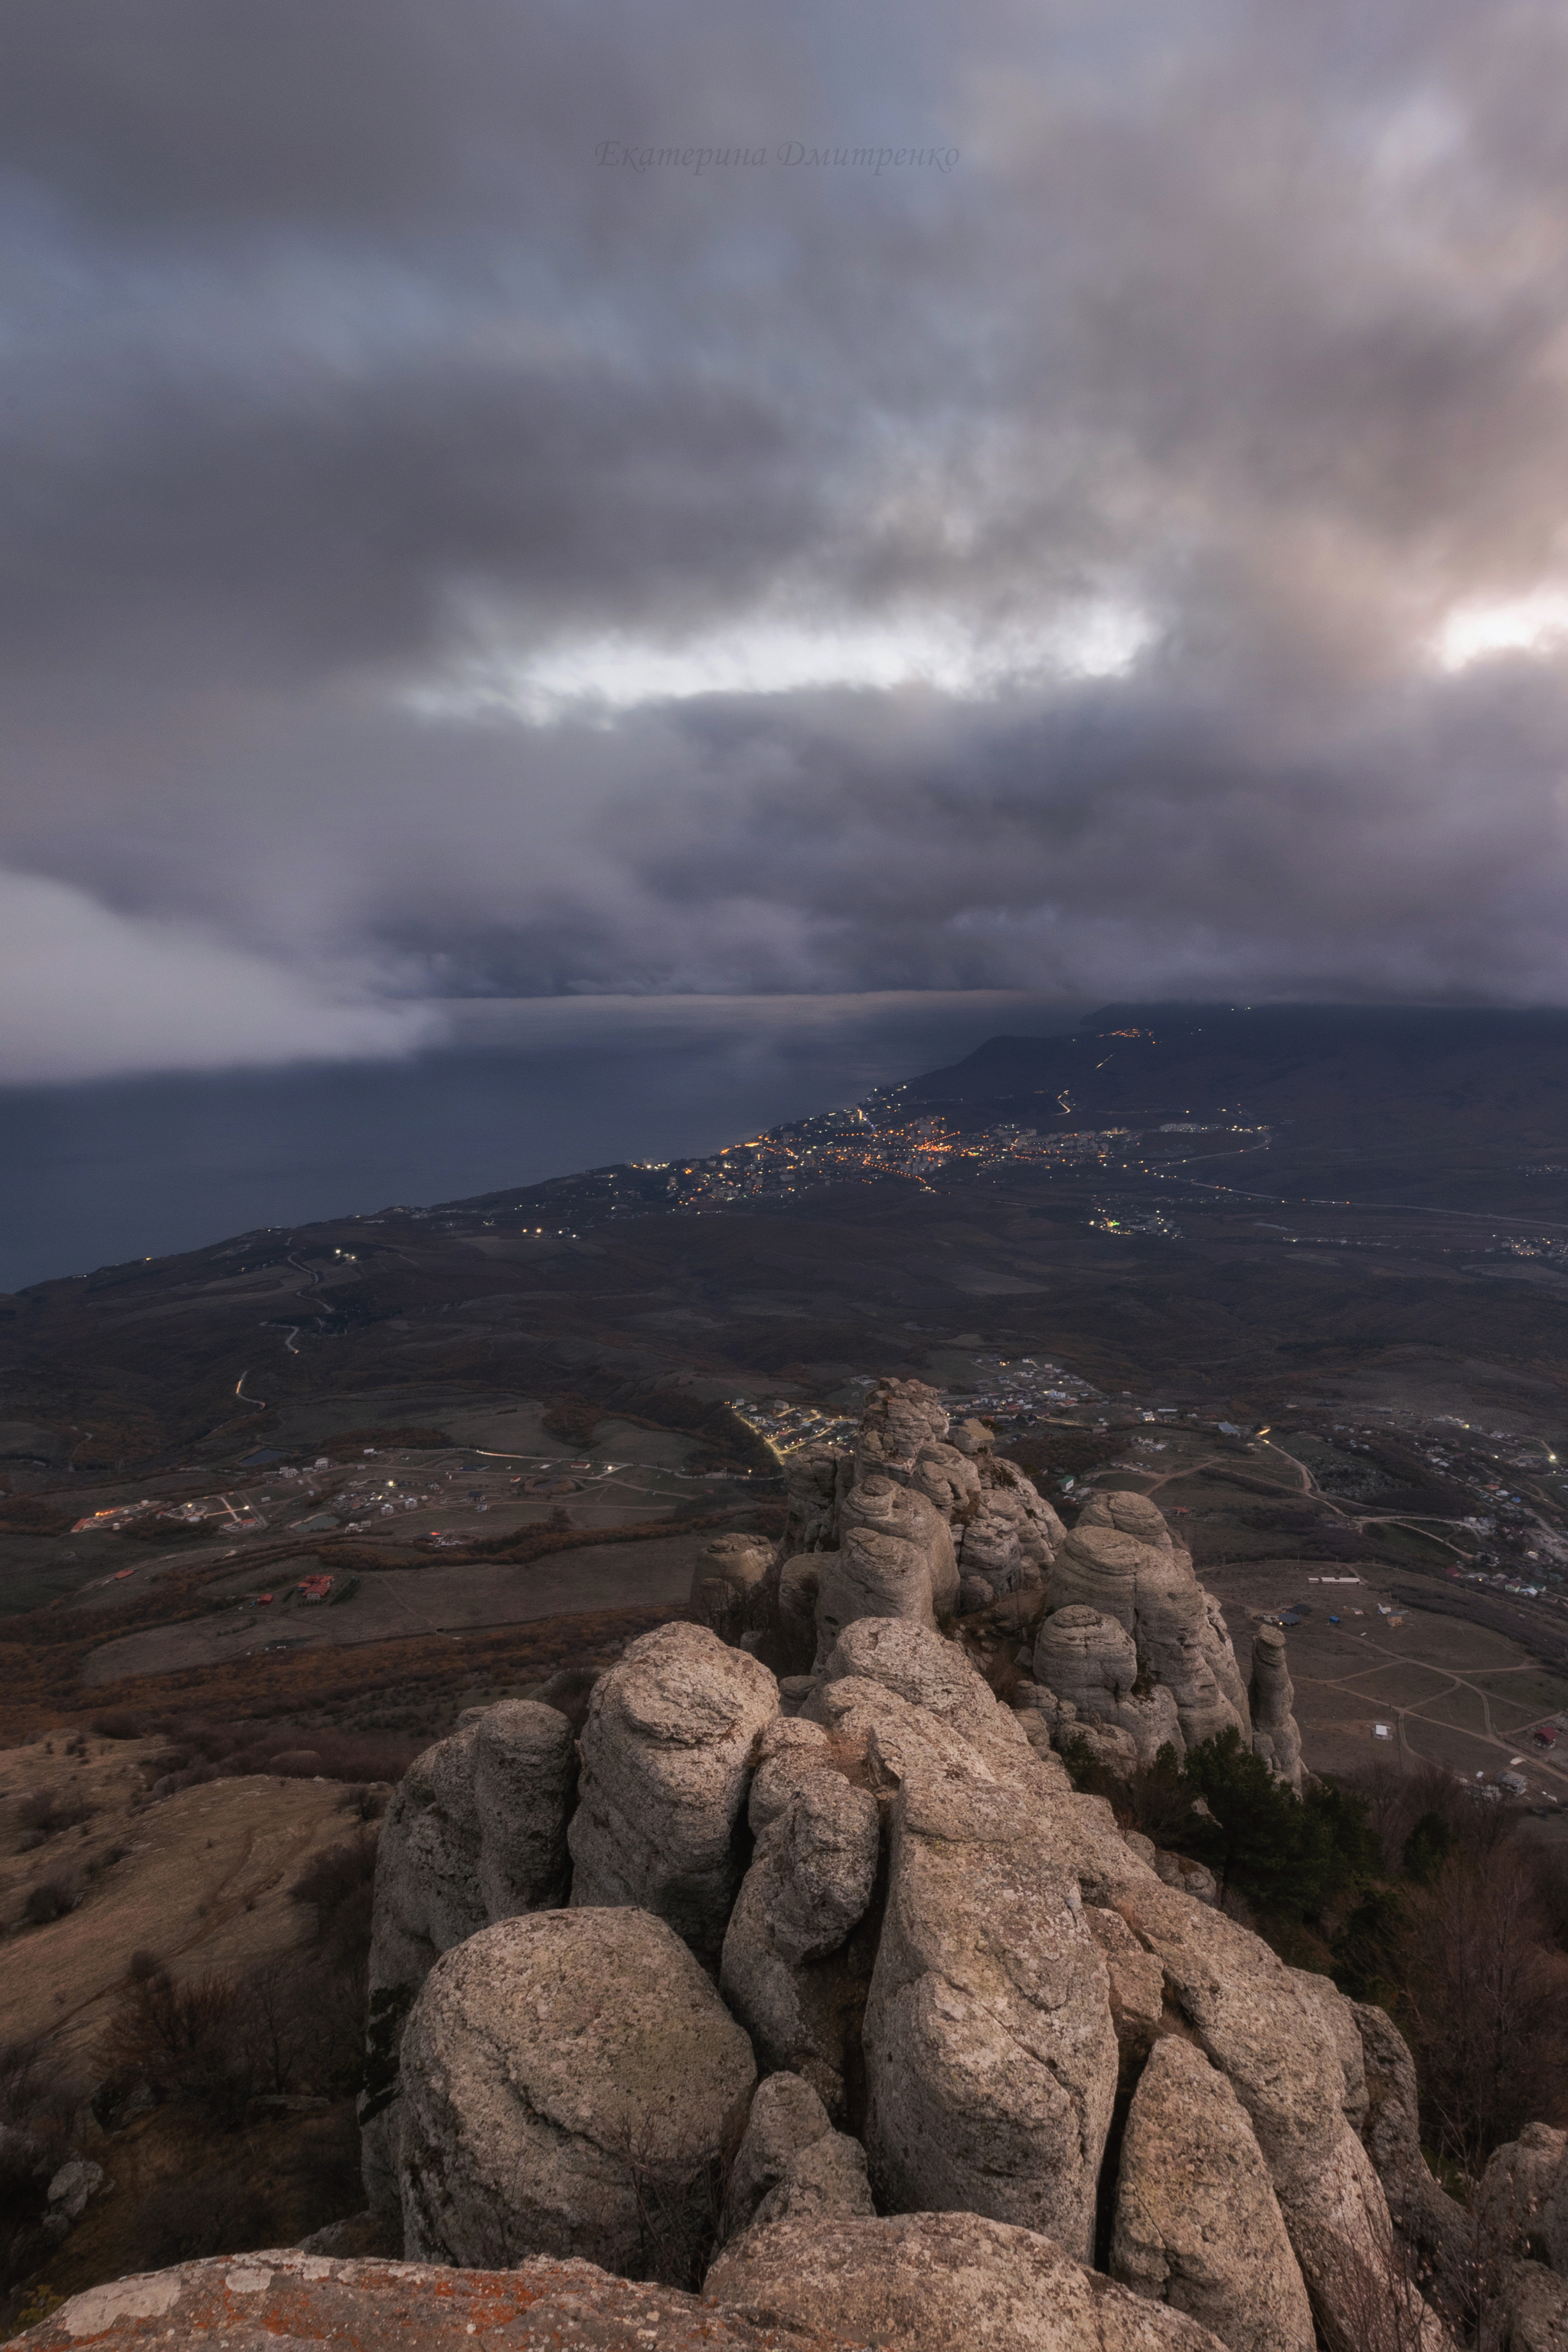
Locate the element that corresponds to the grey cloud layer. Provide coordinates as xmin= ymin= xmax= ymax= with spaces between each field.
xmin=7 ymin=0 xmax=1568 ymax=1073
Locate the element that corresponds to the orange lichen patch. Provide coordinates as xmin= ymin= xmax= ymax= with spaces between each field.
xmin=14 ymin=2250 xmax=884 ymax=2349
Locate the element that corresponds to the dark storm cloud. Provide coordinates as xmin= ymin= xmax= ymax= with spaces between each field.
xmin=7 ymin=0 xmax=1568 ymax=1076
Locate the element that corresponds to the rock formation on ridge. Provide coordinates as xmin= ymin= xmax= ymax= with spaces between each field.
xmin=44 ymin=1374 xmax=1514 ymax=2352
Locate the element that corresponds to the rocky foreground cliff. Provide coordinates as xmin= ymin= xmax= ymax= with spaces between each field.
xmin=18 ymin=1380 xmax=1568 ymax=2351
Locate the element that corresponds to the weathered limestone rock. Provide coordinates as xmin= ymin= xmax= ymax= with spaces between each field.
xmin=706 ymin=2210 xmax=1230 ymax=2351
xmin=397 ymin=1909 xmax=755 ymax=2274
xmin=853 ymin=1378 xmax=950 ymax=1482
xmin=1036 ymin=1602 xmax=1139 ymax=1709
xmin=1152 ymin=1850 xmax=1218 ymax=1906
xmin=1049 ymin=1839 xmax=1423 ymax=2348
xmin=724 ymin=2073 xmax=873 ymax=2240
xmin=841 ymin=1475 xmax=959 ymax=1614
xmin=1482 ymin=2258 xmax=1568 ymax=2352
xmin=1050 ymin=1489 xmax=1169 ymax=1625
xmin=689 ymin=1534 xmax=775 ymax=1648
xmin=807 ymin=1673 xmax=1000 ymax=1795
xmin=743 ymin=2130 xmax=872 ymax=2235
xmin=1110 ymin=2035 xmax=1315 ymax=2352
xmin=16 ymin=2252 xmax=878 ymax=2352
xmin=863 ymin=1772 xmax=1117 ymax=2261
xmin=812 ymin=1526 xmax=940 ymax=1664
xmin=1351 ymin=1999 xmax=1472 ymax=2295
xmin=808 ymin=1619 xmax=1050 ymax=1803
xmin=1034 ymin=1606 xmax=1184 ymax=1766
xmin=1251 ymin=1626 xmax=1305 ymax=1792
xmin=1289 ymin=1968 xmax=1369 ymax=2134
xmin=371 ymin=1703 xmax=575 ymax=2000
xmin=726 ymin=2071 xmax=835 ymax=2232
xmin=775 ymin=1553 xmax=824 ymax=1676
xmin=782 ymin=1442 xmax=851 ymax=1554
xmin=1085 ymin=1906 xmax=1166 ymax=2063
xmin=1047 ymin=1492 xmax=1249 ymax=1749
xmin=777 ymin=1670 xmax=822 ymax=1717
xmin=967 ymin=1455 xmax=1065 ymax=1582
xmin=910 ymin=1440 xmax=984 ymax=1524
xmin=958 ymin=1573 xmax=995 ymax=1613
xmin=568 ymin=1622 xmax=778 ymax=1962
xmin=1544 ymin=2132 xmax=1568 ymax=2277
xmin=818 ymin=1615 xmax=996 ymax=1737
xmin=362 ymin=1701 xmax=578 ymax=2217
xmin=1070 ymin=1720 xmax=1143 ymax=1777
xmin=949 ymin=1415 xmax=998 ymax=1456
xmin=720 ymin=1775 xmax=881 ymax=2114
xmin=1478 ymin=2123 xmax=1568 ymax=2265
xmin=747 ymin=1716 xmax=835 ymax=1833
xmin=731 ymin=1775 xmax=880 ymax=1971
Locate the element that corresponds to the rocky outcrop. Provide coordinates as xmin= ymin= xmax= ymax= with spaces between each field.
xmin=1085 ymin=1906 xmax=1166 ymax=2067
xmin=1047 ymin=1492 xmax=1249 ymax=1749
xmin=14 ymin=2252 xmax=879 ymax=2352
xmin=812 ymin=1526 xmax=941 ymax=1664
xmin=853 ymin=1378 xmax=951 ymax=1482
xmin=1478 ymin=2124 xmax=1568 ymax=2266
xmin=774 ymin=1553 xmax=825 ymax=1675
xmin=1352 ymin=1998 xmax=1474 ymax=2298
xmin=747 ymin=1715 xmax=836 ymax=1831
xmin=1067 ymin=1855 xmax=1429 ymax=2347
xmin=960 ymin=1452 xmax=1063 ymax=1591
xmin=841 ymin=1475 xmax=959 ymax=1610
xmin=689 ymin=1534 xmax=776 ymax=1647
xmin=818 ymin=1614 xmax=999 ymax=1737
xmin=397 ymin=1909 xmax=755 ymax=2274
xmin=782 ymin=1442 xmax=851 ymax=1554
xmin=808 ymin=1671 xmax=1003 ymax=1795
xmin=706 ymin=2210 xmax=1230 ymax=2350
xmin=1110 ymin=2035 xmax=1315 ymax=2352
xmin=1034 ymin=1605 xmax=1184 ymax=1766
xmin=910 ymin=1439 xmax=984 ymax=1524
xmin=1483 ymin=2259 xmax=1568 ymax=2352
xmin=723 ymin=2073 xmax=873 ymax=2239
xmin=863 ymin=1772 xmax=1118 ymax=2262
xmin=1250 ymin=1626 xmax=1305 ymax=1792
xmin=807 ymin=1618 xmax=1041 ymax=1797
xmin=811 ymin=1465 xmax=965 ymax=1664
xmin=361 ymin=1700 xmax=578 ymax=2218
xmin=345 ymin=1365 xmax=1480 ymax=2352
xmin=369 ymin=1701 xmax=577 ymax=2001
xmin=720 ymin=1773 xmax=880 ymax=2115
xmin=568 ymin=1622 xmax=778 ymax=1962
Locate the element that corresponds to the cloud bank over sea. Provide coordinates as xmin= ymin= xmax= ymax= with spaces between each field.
xmin=7 ymin=0 xmax=1568 ymax=1072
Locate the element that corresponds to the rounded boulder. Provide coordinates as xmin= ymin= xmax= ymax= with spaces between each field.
xmin=398 ymin=1908 xmax=756 ymax=2275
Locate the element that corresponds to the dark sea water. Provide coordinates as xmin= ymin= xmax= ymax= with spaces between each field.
xmin=0 ymin=993 xmax=1086 ymax=1290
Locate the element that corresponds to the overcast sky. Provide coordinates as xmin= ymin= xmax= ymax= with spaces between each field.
xmin=8 ymin=0 xmax=1568 ymax=1081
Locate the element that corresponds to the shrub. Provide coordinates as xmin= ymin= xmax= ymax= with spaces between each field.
xmin=99 ymin=1968 xmax=253 ymax=2125
xmin=91 ymin=1709 xmax=144 ymax=1740
xmin=1176 ymin=1728 xmax=1377 ymax=1916
xmin=22 ymin=1878 xmax=76 ymax=1925
xmin=16 ymin=1787 xmax=93 ymax=1841
xmin=290 ymin=1830 xmax=379 ymax=1950
xmin=138 ymin=2168 xmax=277 ymax=2265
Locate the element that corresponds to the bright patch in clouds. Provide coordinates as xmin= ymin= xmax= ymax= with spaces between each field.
xmin=410 ymin=599 xmax=1156 ymax=723
xmin=1437 ymin=590 xmax=1568 ymax=672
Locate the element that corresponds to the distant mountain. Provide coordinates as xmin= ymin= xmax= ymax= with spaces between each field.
xmin=905 ymin=1004 xmax=1568 ymax=1140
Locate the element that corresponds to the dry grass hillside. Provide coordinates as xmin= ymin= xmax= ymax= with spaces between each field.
xmin=0 ymin=1735 xmax=372 ymax=2063
xmin=0 ymin=1734 xmax=394 ymax=2332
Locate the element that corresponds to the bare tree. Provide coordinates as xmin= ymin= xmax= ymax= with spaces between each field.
xmin=1399 ymin=1842 xmax=1568 ymax=2168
